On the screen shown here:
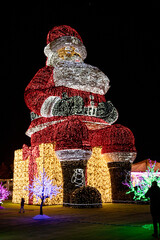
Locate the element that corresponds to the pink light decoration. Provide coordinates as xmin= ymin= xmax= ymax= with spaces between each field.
xmin=0 ymin=182 xmax=10 ymax=206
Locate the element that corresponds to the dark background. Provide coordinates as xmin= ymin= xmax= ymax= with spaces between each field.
xmin=1 ymin=2 xmax=160 ymax=169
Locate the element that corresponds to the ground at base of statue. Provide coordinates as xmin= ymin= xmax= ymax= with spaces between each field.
xmin=0 ymin=201 xmax=157 ymax=240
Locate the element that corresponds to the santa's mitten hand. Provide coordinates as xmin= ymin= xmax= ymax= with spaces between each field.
xmin=52 ymin=99 xmax=63 ymax=116
xmin=52 ymin=97 xmax=73 ymax=116
xmin=96 ymin=101 xmax=118 ymax=124
xmin=70 ymin=96 xmax=84 ymax=115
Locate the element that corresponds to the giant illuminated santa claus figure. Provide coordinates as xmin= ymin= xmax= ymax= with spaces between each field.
xmin=24 ymin=25 xmax=136 ymax=204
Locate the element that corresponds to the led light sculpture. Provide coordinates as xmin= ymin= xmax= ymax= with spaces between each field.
xmin=12 ymin=25 xmax=136 ymax=206
xmin=0 ymin=182 xmax=10 ymax=208
xmin=125 ymin=161 xmax=160 ymax=201
xmin=26 ymin=170 xmax=61 ymax=215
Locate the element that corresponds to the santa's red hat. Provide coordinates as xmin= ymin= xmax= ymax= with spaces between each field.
xmin=46 ymin=25 xmax=83 ymax=44
xmin=44 ymin=25 xmax=87 ymax=64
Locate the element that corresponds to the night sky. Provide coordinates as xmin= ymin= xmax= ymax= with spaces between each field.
xmin=1 ymin=2 xmax=160 ymax=167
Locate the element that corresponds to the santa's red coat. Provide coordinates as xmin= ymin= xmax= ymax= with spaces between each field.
xmin=24 ymin=66 xmax=136 ymax=153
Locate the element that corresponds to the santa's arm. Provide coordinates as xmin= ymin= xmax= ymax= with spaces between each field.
xmin=24 ymin=66 xmax=61 ymax=117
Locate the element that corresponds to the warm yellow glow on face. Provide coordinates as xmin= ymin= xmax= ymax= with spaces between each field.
xmin=12 ymin=144 xmax=112 ymax=205
xmin=57 ymin=46 xmax=81 ymax=60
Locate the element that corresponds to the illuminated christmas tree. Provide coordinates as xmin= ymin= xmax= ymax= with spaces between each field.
xmin=124 ymin=161 xmax=160 ymax=201
xmin=0 ymin=182 xmax=10 ymax=209
xmin=26 ymin=170 xmax=61 ymax=217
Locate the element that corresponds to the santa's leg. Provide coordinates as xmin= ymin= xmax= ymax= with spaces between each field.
xmin=89 ymin=124 xmax=137 ymax=202
xmin=55 ymin=118 xmax=92 ymax=207
xmin=103 ymin=124 xmax=136 ymax=202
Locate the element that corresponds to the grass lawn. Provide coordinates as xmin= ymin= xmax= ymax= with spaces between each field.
xmin=0 ymin=201 xmax=155 ymax=240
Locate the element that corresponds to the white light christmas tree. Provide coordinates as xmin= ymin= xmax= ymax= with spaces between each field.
xmin=26 ymin=170 xmax=61 ymax=218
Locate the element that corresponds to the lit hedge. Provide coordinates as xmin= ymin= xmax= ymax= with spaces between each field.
xmin=70 ymin=186 xmax=102 ymax=208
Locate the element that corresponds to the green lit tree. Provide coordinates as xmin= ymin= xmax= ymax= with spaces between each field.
xmin=124 ymin=161 xmax=160 ymax=201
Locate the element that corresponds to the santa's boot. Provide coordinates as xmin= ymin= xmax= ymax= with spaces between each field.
xmin=102 ymin=124 xmax=137 ymax=202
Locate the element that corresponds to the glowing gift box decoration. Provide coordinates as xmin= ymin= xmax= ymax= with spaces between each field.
xmin=12 ymin=25 xmax=137 ymax=206
xmin=12 ymin=143 xmax=112 ymax=204
xmin=13 ymin=143 xmax=63 ymax=205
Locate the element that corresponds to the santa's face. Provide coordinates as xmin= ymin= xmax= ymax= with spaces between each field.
xmin=44 ymin=36 xmax=86 ymax=67
xmin=45 ymin=45 xmax=83 ymax=67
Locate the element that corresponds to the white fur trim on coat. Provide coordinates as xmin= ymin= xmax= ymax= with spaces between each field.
xmin=40 ymin=96 xmax=61 ymax=117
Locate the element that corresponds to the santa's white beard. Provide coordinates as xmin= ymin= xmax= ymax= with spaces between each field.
xmin=53 ymin=61 xmax=110 ymax=95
